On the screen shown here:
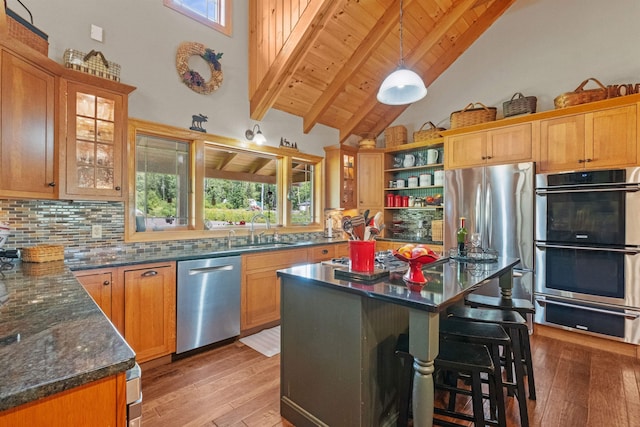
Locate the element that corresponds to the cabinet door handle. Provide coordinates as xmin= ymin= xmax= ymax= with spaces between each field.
xmin=322 ymin=249 xmax=329 ymax=255
xmin=578 ymin=159 xmax=585 ymax=163
xmin=103 ymin=280 xmax=110 ymax=286
xmin=141 ymin=270 xmax=158 ymax=277
xmin=481 ymin=156 xmax=487 ymax=160
xmin=115 ymin=186 xmax=121 ymax=191
xmin=486 ymin=156 xmax=492 ymax=160
xmin=585 ymin=158 xmax=592 ymax=163
xmin=48 ymin=182 xmax=56 ymax=187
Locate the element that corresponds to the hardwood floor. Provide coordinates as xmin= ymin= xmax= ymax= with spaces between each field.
xmin=141 ymin=333 xmax=640 ymax=427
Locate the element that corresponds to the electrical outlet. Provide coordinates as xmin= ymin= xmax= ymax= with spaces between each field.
xmin=91 ymin=225 xmax=102 ymax=238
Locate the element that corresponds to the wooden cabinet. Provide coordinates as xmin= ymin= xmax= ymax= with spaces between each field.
xmin=537 ymin=105 xmax=638 ymax=173
xmin=241 ymin=248 xmax=308 ymax=333
xmin=74 ymin=268 xmax=114 ymax=319
xmin=0 ymin=374 xmax=126 ymax=426
xmin=121 ymin=261 xmax=176 ymax=363
xmin=59 ymin=80 xmax=129 ymax=201
xmin=324 ymin=144 xmax=357 ymax=209
xmin=0 ymin=49 xmax=56 ymax=199
xmin=307 ymin=243 xmax=349 ymax=263
xmin=357 ymin=150 xmax=384 ymax=211
xmin=445 ymin=123 xmax=533 ymax=169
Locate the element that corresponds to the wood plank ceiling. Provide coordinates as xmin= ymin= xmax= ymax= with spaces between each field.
xmin=248 ymin=0 xmax=516 ymax=144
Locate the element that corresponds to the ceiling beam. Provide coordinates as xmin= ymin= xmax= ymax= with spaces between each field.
xmin=249 ymin=157 xmax=274 ymax=174
xmin=302 ymin=0 xmax=414 ymax=134
xmin=218 ymin=152 xmax=238 ymax=170
xmin=249 ymin=0 xmax=339 ymax=121
xmin=338 ymin=0 xmax=481 ymax=142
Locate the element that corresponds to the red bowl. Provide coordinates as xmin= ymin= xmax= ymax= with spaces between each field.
xmin=392 ymin=250 xmax=440 ymax=286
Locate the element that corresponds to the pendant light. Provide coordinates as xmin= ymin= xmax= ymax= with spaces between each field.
xmin=377 ymin=0 xmax=427 ymax=105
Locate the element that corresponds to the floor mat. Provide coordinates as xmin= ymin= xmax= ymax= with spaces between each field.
xmin=239 ymin=325 xmax=280 ymax=357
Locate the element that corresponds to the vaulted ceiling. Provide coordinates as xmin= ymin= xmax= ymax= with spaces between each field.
xmin=248 ymin=0 xmax=516 ymax=143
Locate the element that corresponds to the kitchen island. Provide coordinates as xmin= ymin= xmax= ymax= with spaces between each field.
xmin=277 ymin=256 xmax=519 ymax=427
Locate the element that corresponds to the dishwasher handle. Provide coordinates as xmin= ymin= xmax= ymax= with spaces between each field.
xmin=188 ymin=265 xmax=235 ymax=275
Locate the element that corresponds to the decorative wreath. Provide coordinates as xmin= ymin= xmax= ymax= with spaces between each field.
xmin=176 ymin=42 xmax=224 ymax=94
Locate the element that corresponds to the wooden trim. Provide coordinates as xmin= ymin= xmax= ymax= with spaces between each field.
xmin=534 ymin=323 xmax=640 ymax=360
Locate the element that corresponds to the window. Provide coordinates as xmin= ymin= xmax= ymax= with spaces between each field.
xmin=126 ymin=119 xmax=324 ymax=242
xmin=135 ymin=134 xmax=191 ymax=232
xmin=164 ymin=0 xmax=232 ymax=36
xmin=203 ymin=144 xmax=279 ymax=228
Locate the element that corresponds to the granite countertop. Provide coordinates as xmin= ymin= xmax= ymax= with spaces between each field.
xmin=277 ymin=256 xmax=520 ymax=312
xmin=67 ymin=238 xmax=349 ymax=271
xmin=0 ymin=261 xmax=136 ymax=412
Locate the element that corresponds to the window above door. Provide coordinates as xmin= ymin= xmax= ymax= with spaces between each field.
xmin=164 ymin=0 xmax=232 ymax=36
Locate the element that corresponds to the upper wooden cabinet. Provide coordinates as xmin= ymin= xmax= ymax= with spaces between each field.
xmin=0 ymin=49 xmax=56 ymax=199
xmin=445 ymin=123 xmax=533 ymax=169
xmin=537 ymin=105 xmax=638 ymax=173
xmin=0 ymin=35 xmax=135 ymax=201
xmin=324 ymin=144 xmax=357 ymax=210
xmin=357 ymin=150 xmax=384 ymax=211
xmin=58 ymin=80 xmax=129 ymax=201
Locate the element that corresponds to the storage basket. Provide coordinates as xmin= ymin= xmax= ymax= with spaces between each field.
xmin=431 ymin=220 xmax=443 ymax=242
xmin=413 ymin=121 xmax=446 ymax=144
xmin=22 ymin=260 xmax=65 ymax=276
xmin=63 ymin=49 xmax=121 ymax=82
xmin=21 ymin=245 xmax=64 ymax=263
xmin=450 ymin=103 xmax=497 ymax=129
xmin=554 ymin=78 xmax=608 ymax=109
xmin=384 ymin=125 xmax=407 ymax=147
xmin=503 ymin=93 xmax=537 ymax=117
xmin=5 ymin=7 xmax=48 ymax=55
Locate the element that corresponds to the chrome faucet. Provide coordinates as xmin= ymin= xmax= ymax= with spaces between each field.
xmin=227 ymin=229 xmax=236 ymax=249
xmin=250 ymin=213 xmax=270 ymax=244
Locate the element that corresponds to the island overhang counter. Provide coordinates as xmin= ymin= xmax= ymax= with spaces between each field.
xmin=277 ymin=256 xmax=520 ymax=427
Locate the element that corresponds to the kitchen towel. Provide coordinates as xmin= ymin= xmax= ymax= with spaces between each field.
xmin=239 ymin=325 xmax=280 ymax=357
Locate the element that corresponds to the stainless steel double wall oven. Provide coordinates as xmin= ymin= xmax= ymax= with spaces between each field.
xmin=534 ymin=168 xmax=640 ymax=343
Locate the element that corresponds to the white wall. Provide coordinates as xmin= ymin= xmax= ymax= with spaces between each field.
xmin=17 ymin=0 xmax=338 ymax=156
xmin=16 ymin=0 xmax=640 ymax=150
xmin=397 ymin=0 xmax=640 ymax=135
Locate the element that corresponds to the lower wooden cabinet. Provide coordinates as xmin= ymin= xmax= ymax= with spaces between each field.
xmin=74 ymin=268 xmax=114 ymax=319
xmin=75 ymin=261 xmax=176 ymax=363
xmin=120 ymin=262 xmax=176 ymax=363
xmin=0 ymin=373 xmax=126 ymax=426
xmin=241 ymin=248 xmax=308 ymax=333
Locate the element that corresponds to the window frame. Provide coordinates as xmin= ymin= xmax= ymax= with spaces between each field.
xmin=125 ymin=118 xmax=324 ymax=243
xmin=163 ymin=0 xmax=232 ymax=36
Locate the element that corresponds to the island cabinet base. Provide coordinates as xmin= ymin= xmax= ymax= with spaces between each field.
xmin=280 ymin=276 xmax=409 ymax=427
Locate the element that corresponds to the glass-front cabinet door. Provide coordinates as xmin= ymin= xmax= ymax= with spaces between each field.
xmin=60 ymin=80 xmax=130 ymax=200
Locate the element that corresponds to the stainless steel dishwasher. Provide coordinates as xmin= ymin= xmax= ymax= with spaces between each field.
xmin=176 ymin=256 xmax=241 ymax=354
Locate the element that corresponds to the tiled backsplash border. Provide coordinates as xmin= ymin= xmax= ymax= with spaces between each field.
xmin=0 ymin=199 xmax=324 ymax=261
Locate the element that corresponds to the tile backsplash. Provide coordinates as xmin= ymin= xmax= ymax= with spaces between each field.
xmin=0 ymin=199 xmax=323 ymax=262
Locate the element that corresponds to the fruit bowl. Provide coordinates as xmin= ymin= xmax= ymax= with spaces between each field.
xmin=392 ymin=245 xmax=440 ymax=287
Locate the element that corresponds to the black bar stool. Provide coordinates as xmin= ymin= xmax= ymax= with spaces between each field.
xmin=447 ymin=305 xmax=535 ymax=427
xmin=465 ymin=293 xmax=535 ymax=320
xmin=439 ymin=317 xmax=510 ymax=426
xmin=395 ymin=333 xmax=503 ymax=427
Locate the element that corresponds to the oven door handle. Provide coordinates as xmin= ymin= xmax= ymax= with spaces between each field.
xmin=536 ymin=242 xmax=640 ymax=255
xmin=535 ymin=296 xmax=640 ymax=320
xmin=536 ymin=185 xmax=640 ymax=195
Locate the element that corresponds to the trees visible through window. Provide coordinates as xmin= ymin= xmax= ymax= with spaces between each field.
xmin=164 ymin=0 xmax=231 ymax=36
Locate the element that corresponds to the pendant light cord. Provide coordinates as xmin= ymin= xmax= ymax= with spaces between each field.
xmin=399 ymin=0 xmax=405 ymax=67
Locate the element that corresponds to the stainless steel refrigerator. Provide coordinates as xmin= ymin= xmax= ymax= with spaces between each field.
xmin=444 ymin=162 xmax=535 ymax=301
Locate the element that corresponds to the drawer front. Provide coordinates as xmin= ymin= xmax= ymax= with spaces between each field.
xmin=244 ymin=248 xmax=309 ymax=271
xmin=308 ymin=245 xmax=335 ymax=263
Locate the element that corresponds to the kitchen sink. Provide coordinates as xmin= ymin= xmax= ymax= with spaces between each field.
xmin=231 ymin=242 xmax=296 ymax=250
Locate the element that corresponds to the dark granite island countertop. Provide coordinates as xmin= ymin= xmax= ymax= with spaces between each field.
xmin=0 ymin=261 xmax=136 ymax=412
xmin=277 ymin=257 xmax=519 ymax=427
